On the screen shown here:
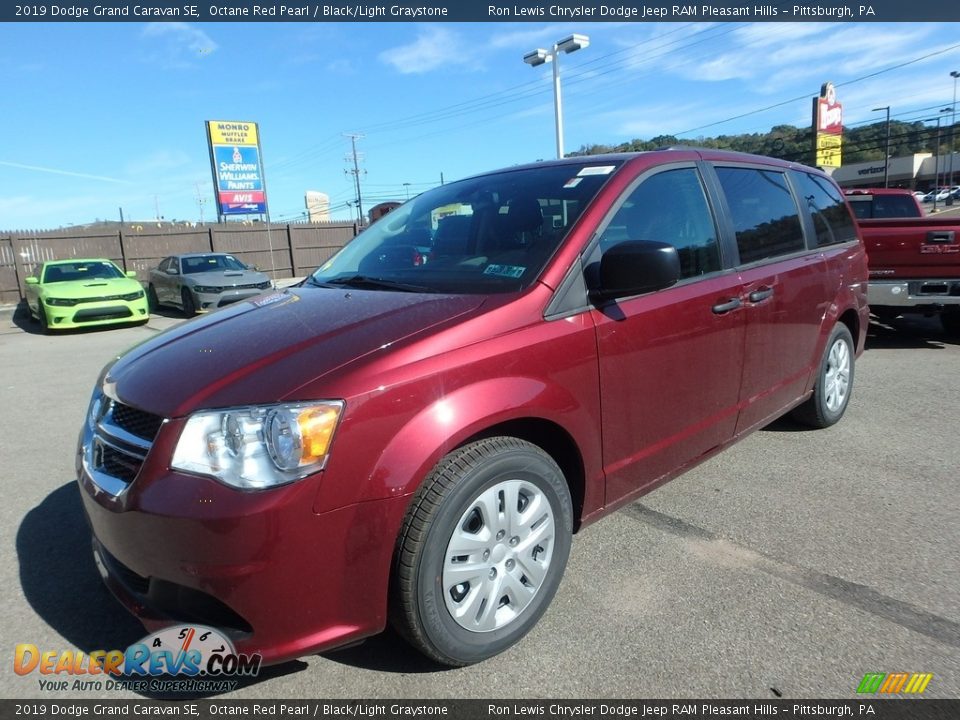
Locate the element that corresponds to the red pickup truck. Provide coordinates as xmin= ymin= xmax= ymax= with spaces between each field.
xmin=847 ymin=190 xmax=960 ymax=334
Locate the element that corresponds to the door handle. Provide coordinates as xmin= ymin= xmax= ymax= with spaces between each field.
xmin=712 ymin=298 xmax=742 ymax=314
xmin=748 ymin=287 xmax=774 ymax=303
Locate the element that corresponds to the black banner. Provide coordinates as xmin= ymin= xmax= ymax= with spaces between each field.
xmin=0 ymin=700 xmax=957 ymax=720
xmin=2 ymin=0 xmax=960 ymax=23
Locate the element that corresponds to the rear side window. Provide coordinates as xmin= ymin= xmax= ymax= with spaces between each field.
xmin=794 ymin=172 xmax=859 ymax=247
xmin=598 ymin=167 xmax=721 ymax=279
xmin=847 ymin=194 xmax=921 ymax=219
xmin=715 ymin=167 xmax=805 ymax=264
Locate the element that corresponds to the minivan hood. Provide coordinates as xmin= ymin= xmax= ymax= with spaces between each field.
xmin=106 ymin=288 xmax=485 ymax=417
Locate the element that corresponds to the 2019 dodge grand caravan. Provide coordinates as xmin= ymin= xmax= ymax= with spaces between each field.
xmin=77 ymin=149 xmax=869 ymax=667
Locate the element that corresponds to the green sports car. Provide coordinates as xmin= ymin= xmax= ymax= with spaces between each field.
xmin=25 ymin=258 xmax=149 ymax=333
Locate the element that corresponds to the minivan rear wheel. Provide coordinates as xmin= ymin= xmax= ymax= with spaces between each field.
xmin=792 ymin=323 xmax=855 ymax=428
xmin=391 ymin=437 xmax=573 ymax=666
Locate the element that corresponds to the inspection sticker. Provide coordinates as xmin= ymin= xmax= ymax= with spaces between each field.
xmin=484 ymin=264 xmax=526 ymax=278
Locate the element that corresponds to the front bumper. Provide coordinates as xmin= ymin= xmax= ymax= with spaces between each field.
xmin=867 ymin=278 xmax=960 ymax=309
xmin=43 ymin=298 xmax=149 ymax=329
xmin=77 ymin=424 xmax=408 ymax=665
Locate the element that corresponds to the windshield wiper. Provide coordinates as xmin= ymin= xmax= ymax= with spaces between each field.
xmin=325 ymin=275 xmax=433 ymax=293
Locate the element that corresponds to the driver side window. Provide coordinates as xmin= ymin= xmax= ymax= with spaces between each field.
xmin=599 ymin=168 xmax=721 ymax=279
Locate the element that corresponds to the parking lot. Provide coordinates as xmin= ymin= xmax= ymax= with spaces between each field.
xmin=1 ymin=306 xmax=958 ymax=699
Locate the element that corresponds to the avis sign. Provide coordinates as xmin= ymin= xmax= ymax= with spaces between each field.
xmin=206 ymin=120 xmax=268 ymax=216
xmin=812 ymin=82 xmax=843 ymax=169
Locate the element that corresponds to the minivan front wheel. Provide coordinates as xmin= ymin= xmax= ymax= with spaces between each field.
xmin=392 ymin=437 xmax=573 ymax=666
xmin=792 ymin=323 xmax=855 ymax=428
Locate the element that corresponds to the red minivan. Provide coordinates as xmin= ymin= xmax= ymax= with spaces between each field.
xmin=77 ymin=150 xmax=868 ymax=667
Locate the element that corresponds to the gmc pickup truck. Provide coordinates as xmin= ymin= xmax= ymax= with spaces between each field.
xmin=852 ymin=197 xmax=960 ymax=335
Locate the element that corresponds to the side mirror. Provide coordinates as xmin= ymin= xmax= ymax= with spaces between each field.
xmin=590 ymin=240 xmax=681 ymax=302
xmin=125 ymin=270 xmax=138 ymax=279
xmin=166 ymin=267 xmax=179 ymax=275
xmin=25 ymin=277 xmax=39 ymax=285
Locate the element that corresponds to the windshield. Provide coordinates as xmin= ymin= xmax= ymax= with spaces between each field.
xmin=309 ymin=161 xmax=623 ymax=294
xmin=182 ymin=254 xmax=248 ymax=274
xmin=43 ymin=261 xmax=123 ymax=283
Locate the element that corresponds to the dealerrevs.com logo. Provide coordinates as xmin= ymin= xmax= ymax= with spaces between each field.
xmin=15 ymin=625 xmax=262 ymax=694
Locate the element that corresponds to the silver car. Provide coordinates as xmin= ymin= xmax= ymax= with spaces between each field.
xmin=147 ymin=253 xmax=273 ymax=316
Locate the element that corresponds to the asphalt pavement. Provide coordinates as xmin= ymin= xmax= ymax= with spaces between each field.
xmin=1 ymin=305 xmax=957 ymax=700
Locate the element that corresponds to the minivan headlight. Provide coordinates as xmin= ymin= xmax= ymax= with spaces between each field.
xmin=171 ymin=401 xmax=344 ymax=490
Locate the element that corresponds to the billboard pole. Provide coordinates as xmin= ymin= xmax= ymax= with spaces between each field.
xmin=205 ymin=121 xmax=222 ymax=224
xmin=257 ymin=129 xmax=277 ymax=278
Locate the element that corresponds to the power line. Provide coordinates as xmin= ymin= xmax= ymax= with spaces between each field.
xmin=675 ymin=41 xmax=960 ymax=137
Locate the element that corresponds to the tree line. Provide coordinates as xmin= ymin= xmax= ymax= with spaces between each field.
xmin=573 ymin=120 xmax=958 ymax=165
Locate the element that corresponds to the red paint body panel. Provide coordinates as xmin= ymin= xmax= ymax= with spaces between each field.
xmin=861 ymin=216 xmax=960 ymax=278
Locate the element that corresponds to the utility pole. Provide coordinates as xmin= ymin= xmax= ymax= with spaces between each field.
xmin=195 ymin=183 xmax=207 ymax=225
xmin=344 ymin=133 xmax=366 ymax=224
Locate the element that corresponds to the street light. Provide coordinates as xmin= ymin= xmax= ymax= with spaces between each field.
xmin=948 ymin=70 xmax=959 ymax=205
xmin=872 ymin=106 xmax=891 ymax=188
xmin=523 ymin=33 xmax=590 ymax=159
xmin=931 ymin=111 xmax=951 ymax=212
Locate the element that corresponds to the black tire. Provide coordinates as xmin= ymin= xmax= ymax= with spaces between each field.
xmin=147 ymin=284 xmax=159 ymax=311
xmin=391 ymin=437 xmax=573 ymax=667
xmin=181 ymin=287 xmax=197 ymax=317
xmin=791 ymin=323 xmax=855 ymax=428
xmin=941 ymin=310 xmax=960 ymax=337
xmin=38 ymin=305 xmax=50 ymax=334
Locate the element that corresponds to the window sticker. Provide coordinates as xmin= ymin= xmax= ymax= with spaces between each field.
xmin=483 ymin=264 xmax=526 ymax=279
xmin=577 ymin=165 xmax=616 ymax=177
xmin=563 ymin=178 xmax=583 ymax=189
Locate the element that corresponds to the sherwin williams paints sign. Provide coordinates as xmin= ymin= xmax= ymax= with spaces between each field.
xmin=206 ymin=120 xmax=268 ymax=216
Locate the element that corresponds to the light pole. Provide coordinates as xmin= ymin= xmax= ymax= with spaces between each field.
xmin=523 ymin=34 xmax=590 ymax=159
xmin=948 ymin=70 xmax=959 ymax=205
xmin=872 ymin=106 xmax=891 ymax=188
xmin=933 ymin=114 xmax=944 ymax=212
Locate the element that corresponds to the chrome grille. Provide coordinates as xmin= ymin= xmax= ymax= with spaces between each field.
xmin=98 ymin=441 xmax=142 ymax=484
xmin=83 ymin=392 xmax=165 ymax=496
xmin=111 ymin=402 xmax=164 ymax=442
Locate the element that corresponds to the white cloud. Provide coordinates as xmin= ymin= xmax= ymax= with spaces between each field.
xmin=379 ymin=27 xmax=474 ymax=75
xmin=141 ymin=23 xmax=218 ymax=69
xmin=0 ymin=160 xmax=129 ymax=184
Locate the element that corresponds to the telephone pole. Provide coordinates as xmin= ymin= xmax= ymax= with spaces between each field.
xmin=344 ymin=133 xmax=366 ymax=224
xmin=195 ymin=183 xmax=207 ymax=225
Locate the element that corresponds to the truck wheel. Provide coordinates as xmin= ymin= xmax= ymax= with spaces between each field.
xmin=941 ymin=310 xmax=960 ymax=337
xmin=792 ymin=323 xmax=855 ymax=428
xmin=391 ymin=437 xmax=573 ymax=666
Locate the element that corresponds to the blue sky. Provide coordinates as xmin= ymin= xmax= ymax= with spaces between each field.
xmin=1 ymin=21 xmax=959 ymax=229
